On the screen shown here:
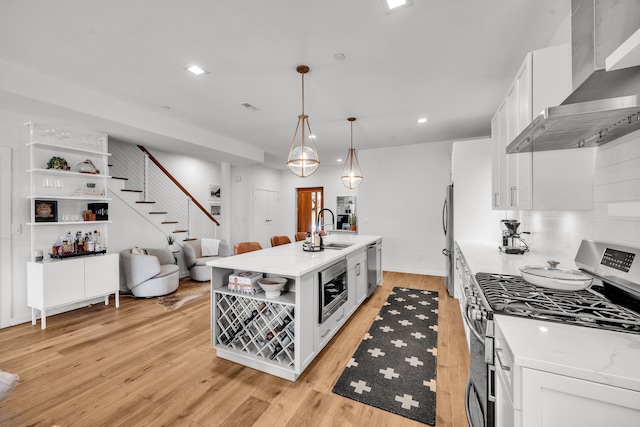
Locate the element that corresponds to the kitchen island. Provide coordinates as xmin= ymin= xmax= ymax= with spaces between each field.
xmin=206 ymin=234 xmax=382 ymax=381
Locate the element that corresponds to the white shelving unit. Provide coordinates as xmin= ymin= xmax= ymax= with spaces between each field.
xmin=25 ymin=122 xmax=119 ymax=329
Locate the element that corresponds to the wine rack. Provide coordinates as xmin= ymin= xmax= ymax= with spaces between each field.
xmin=214 ymin=292 xmax=295 ymax=367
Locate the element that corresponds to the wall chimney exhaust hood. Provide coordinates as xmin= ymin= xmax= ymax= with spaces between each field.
xmin=507 ymin=0 xmax=640 ymax=154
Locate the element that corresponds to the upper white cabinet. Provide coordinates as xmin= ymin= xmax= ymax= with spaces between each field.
xmin=492 ymin=44 xmax=594 ymax=210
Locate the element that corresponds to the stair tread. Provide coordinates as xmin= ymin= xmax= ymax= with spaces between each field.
xmin=161 ymin=221 xmax=178 ymax=224
xmin=121 ymin=189 xmax=142 ymax=193
xmin=136 ymin=201 xmax=155 ymax=204
xmin=183 ymin=237 xmax=197 ymax=241
xmin=112 ymin=176 xmax=129 ymax=180
xmin=149 ymin=211 xmax=167 ymax=214
xmin=173 ymin=229 xmax=188 ymax=233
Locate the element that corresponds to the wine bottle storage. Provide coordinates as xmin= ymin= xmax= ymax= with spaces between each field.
xmin=214 ymin=292 xmax=295 ymax=366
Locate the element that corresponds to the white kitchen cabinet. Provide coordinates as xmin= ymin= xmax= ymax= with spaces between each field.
xmin=520 ymin=367 xmax=640 ymax=427
xmin=347 ymin=248 xmax=367 ymax=313
xmin=27 ymin=254 xmax=119 ymax=329
xmin=25 ymin=122 xmax=118 ymax=329
xmin=492 ymin=43 xmax=593 ymax=210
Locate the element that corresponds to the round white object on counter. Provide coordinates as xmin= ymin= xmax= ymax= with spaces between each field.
xmin=520 ymin=262 xmax=592 ymax=291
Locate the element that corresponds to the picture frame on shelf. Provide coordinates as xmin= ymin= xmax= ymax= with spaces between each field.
xmin=209 ymin=204 xmax=221 ymax=216
xmin=209 ymin=184 xmax=221 ymax=201
xmin=34 ymin=200 xmax=58 ymax=222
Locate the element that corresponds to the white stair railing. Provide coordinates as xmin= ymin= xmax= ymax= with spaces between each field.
xmin=109 ymin=140 xmax=219 ymax=240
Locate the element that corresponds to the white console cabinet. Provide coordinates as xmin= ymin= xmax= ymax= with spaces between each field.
xmin=25 ymin=122 xmax=119 ymax=329
xmin=27 ymin=254 xmax=119 ymax=329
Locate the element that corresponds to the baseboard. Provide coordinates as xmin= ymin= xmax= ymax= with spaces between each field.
xmin=382 ymin=266 xmax=445 ymax=277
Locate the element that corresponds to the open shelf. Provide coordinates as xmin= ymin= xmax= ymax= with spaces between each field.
xmin=27 ymin=141 xmax=112 ymax=156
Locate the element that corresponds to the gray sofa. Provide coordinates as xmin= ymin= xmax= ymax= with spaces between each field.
xmin=120 ymin=248 xmax=180 ymax=297
xmin=183 ymin=239 xmax=229 ymax=281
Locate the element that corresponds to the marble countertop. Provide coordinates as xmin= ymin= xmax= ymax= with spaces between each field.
xmin=457 ymin=239 xmax=640 ymax=393
xmin=456 ymin=240 xmax=579 ymax=276
xmin=207 ymin=234 xmax=381 ymax=277
xmin=495 ymin=314 xmax=640 ymax=393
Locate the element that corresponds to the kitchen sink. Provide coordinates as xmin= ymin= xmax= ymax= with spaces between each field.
xmin=323 ymin=242 xmax=354 ymax=250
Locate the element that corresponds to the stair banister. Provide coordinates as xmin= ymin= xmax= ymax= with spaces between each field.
xmin=137 ymin=146 xmax=220 ymax=226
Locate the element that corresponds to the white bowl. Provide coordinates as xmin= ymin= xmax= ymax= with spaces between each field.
xmin=258 ymin=277 xmax=287 ymax=297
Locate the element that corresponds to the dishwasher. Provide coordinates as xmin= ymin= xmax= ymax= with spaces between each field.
xmin=366 ymin=239 xmax=382 ymax=297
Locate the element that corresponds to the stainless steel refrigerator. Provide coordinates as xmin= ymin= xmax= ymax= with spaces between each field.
xmin=441 ymin=183 xmax=454 ymax=297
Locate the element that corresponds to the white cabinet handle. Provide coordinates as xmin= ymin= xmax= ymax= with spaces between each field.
xmin=494 ymin=192 xmax=500 ymax=207
xmin=356 ymin=263 xmax=361 ymax=276
xmin=510 ymin=186 xmax=517 ymax=207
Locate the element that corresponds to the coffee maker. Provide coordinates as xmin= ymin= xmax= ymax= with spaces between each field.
xmin=500 ymin=219 xmax=526 ymax=254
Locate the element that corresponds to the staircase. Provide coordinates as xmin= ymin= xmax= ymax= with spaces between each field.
xmin=108 ymin=140 xmax=219 ymax=246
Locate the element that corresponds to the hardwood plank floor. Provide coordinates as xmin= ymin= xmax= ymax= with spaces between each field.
xmin=0 ymin=272 xmax=469 ymax=426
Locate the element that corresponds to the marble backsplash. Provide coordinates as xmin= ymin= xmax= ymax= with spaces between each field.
xmin=515 ymin=129 xmax=640 ymax=262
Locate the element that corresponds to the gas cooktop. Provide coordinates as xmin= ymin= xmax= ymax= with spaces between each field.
xmin=475 ymin=272 xmax=640 ymax=334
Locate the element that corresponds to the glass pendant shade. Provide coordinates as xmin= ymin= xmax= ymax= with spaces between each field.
xmin=287 ymin=114 xmax=319 ymax=177
xmin=287 ymin=65 xmax=319 ymax=178
xmin=341 ymin=117 xmax=363 ymax=189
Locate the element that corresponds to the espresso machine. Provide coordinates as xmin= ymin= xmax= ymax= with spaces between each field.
xmin=500 ymin=219 xmax=527 ymax=254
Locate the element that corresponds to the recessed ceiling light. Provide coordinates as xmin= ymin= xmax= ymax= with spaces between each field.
xmin=334 ymin=53 xmax=346 ymax=61
xmin=418 ymin=117 xmax=428 ymax=124
xmin=337 ymin=158 xmax=343 ymax=163
xmin=184 ymin=64 xmax=210 ymax=76
xmin=382 ymin=0 xmax=413 ymax=14
xmin=310 ymin=134 xmax=317 ymax=139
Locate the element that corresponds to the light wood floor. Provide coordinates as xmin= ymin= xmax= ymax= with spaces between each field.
xmin=0 ymin=272 xmax=469 ymax=426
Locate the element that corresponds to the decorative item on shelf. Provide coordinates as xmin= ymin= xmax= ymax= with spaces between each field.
xmin=34 ymin=200 xmax=58 ymax=222
xmin=73 ymin=183 xmax=105 ymax=198
xmin=46 ymin=156 xmax=69 ymax=170
xmin=287 ymin=65 xmax=320 ymax=178
xmin=166 ymin=234 xmax=176 ymax=251
xmin=228 ymin=271 xmax=264 ymax=294
xmin=87 ymin=203 xmax=108 ymax=220
xmin=76 ymin=159 xmax=100 ymax=174
xmin=340 ymin=117 xmax=363 ymax=189
xmin=350 ymin=215 xmax=357 ymax=231
xmin=83 ymin=210 xmax=96 ymax=222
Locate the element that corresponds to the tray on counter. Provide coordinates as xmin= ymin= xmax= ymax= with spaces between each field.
xmin=48 ymin=249 xmax=107 ymax=260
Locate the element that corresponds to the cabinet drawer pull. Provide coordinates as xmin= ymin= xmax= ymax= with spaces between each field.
xmin=320 ymin=328 xmax=330 ymax=338
xmin=510 ymin=186 xmax=517 ymax=206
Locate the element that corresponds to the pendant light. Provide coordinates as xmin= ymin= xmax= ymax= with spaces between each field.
xmin=287 ymin=65 xmax=320 ymax=177
xmin=341 ymin=117 xmax=363 ymax=189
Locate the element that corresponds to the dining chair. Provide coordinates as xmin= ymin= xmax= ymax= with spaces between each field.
xmin=295 ymin=232 xmax=307 ymax=242
xmin=233 ymin=241 xmax=263 ymax=255
xmin=270 ymin=235 xmax=292 ymax=247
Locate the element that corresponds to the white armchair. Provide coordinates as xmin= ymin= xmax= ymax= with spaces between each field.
xmin=120 ymin=248 xmax=179 ymax=297
xmin=183 ymin=239 xmax=229 ymax=281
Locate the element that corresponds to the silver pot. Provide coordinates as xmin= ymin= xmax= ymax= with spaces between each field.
xmin=520 ymin=261 xmax=593 ymax=291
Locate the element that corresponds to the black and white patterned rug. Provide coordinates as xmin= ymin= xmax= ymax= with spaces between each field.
xmin=332 ymin=287 xmax=438 ymax=425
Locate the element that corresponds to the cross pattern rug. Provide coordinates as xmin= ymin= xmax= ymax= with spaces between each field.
xmin=332 ymin=287 xmax=438 ymax=425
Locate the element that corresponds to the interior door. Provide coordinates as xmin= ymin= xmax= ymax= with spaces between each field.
xmin=253 ymin=189 xmax=279 ymax=248
xmin=296 ymin=187 xmax=323 ymax=233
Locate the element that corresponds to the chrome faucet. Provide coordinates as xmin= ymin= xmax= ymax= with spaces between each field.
xmin=316 ymin=208 xmax=335 ymax=234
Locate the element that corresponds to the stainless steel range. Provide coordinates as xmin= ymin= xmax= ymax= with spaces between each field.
xmin=462 ymin=240 xmax=640 ymax=427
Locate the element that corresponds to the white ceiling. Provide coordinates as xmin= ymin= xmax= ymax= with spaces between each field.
xmin=0 ymin=0 xmax=569 ymax=168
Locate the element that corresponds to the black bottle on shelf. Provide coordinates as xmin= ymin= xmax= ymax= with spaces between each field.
xmin=270 ymin=335 xmax=292 ymax=360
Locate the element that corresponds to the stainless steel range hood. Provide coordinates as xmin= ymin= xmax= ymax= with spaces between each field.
xmin=506 ymin=0 xmax=640 ymax=154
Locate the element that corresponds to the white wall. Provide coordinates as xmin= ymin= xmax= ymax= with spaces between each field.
xmin=279 ymin=164 xmax=359 ymax=238
xmin=358 ymin=141 xmax=454 ymax=275
xmin=0 ymin=110 xmax=37 ymax=326
xmin=229 ymin=163 xmax=282 ymax=248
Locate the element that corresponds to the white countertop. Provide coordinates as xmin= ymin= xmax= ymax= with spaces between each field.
xmin=495 ymin=314 xmax=640 ymax=393
xmin=456 ymin=240 xmax=579 ymax=276
xmin=457 ymin=239 xmax=640 ymax=393
xmin=207 ymin=234 xmax=381 ymax=277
